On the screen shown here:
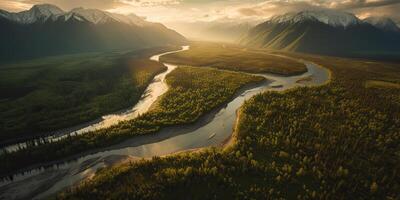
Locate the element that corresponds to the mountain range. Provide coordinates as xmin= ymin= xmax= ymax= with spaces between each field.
xmin=241 ymin=10 xmax=400 ymax=58
xmin=1 ymin=5 xmax=399 ymax=61
xmin=0 ymin=4 xmax=186 ymax=62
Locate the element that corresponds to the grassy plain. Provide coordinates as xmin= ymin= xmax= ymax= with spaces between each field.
xmin=160 ymin=42 xmax=307 ymax=75
xmin=0 ymin=66 xmax=264 ymax=175
xmin=365 ymin=80 xmax=400 ymax=89
xmin=0 ymin=47 xmax=177 ymax=143
xmin=58 ymin=49 xmax=400 ymax=199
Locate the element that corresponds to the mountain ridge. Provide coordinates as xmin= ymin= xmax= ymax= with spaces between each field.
xmin=0 ymin=4 xmax=64 ymax=24
xmin=364 ymin=16 xmax=400 ymax=32
xmin=0 ymin=4 xmax=150 ymax=26
xmin=270 ymin=10 xmax=361 ymax=28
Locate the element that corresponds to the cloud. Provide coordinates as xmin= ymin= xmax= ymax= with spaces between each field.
xmin=235 ymin=0 xmax=400 ymax=22
xmin=0 ymin=0 xmax=126 ymax=11
xmin=238 ymin=8 xmax=261 ymax=16
xmin=328 ymin=0 xmax=400 ymax=10
xmin=352 ymin=3 xmax=400 ymax=24
xmin=121 ymin=0 xmax=181 ymax=7
xmin=0 ymin=0 xmax=181 ymax=12
xmin=236 ymin=1 xmax=321 ymax=19
xmin=0 ymin=0 xmax=34 ymax=11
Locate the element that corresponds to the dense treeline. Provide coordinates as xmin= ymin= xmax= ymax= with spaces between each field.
xmin=0 ymin=47 xmax=179 ymax=143
xmin=160 ymin=42 xmax=307 ymax=75
xmin=57 ymin=52 xmax=400 ymax=199
xmin=0 ymin=66 xmax=263 ymax=175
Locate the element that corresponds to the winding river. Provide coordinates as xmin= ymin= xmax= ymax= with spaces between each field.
xmin=0 ymin=46 xmax=330 ymax=200
xmin=1 ymin=46 xmax=189 ymax=154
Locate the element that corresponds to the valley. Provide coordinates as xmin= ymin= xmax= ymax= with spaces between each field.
xmin=0 ymin=2 xmax=399 ymax=200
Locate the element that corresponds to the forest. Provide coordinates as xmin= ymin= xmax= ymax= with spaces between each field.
xmin=0 ymin=47 xmax=178 ymax=144
xmin=56 ymin=50 xmax=400 ymax=200
xmin=0 ymin=66 xmax=264 ymax=175
xmin=160 ymin=42 xmax=307 ymax=76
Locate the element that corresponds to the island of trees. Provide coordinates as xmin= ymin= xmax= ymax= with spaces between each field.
xmin=0 ymin=65 xmax=264 ymax=175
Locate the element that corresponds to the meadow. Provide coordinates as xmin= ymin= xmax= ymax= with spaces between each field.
xmin=57 ymin=49 xmax=400 ymax=199
xmin=160 ymin=42 xmax=307 ymax=75
xmin=0 ymin=66 xmax=264 ymax=175
xmin=0 ymin=47 xmax=177 ymax=144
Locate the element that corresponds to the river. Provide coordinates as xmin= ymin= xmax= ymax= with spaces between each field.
xmin=0 ymin=46 xmax=330 ymax=200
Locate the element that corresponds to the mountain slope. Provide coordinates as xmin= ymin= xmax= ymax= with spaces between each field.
xmin=241 ymin=10 xmax=400 ymax=57
xmin=364 ymin=16 xmax=400 ymax=32
xmin=0 ymin=4 xmax=186 ymax=62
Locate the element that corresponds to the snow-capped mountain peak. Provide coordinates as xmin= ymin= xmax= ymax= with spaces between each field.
xmin=0 ymin=4 xmax=148 ymax=26
xmin=69 ymin=7 xmax=148 ymax=26
xmin=30 ymin=4 xmax=64 ymax=16
xmin=364 ymin=16 xmax=400 ymax=32
xmin=270 ymin=10 xmax=361 ymax=27
xmin=107 ymin=11 xmax=148 ymax=26
xmin=70 ymin=8 xmax=116 ymax=24
xmin=0 ymin=4 xmax=64 ymax=24
xmin=59 ymin=12 xmax=86 ymax=22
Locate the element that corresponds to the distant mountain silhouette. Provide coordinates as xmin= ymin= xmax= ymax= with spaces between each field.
xmin=165 ymin=20 xmax=255 ymax=43
xmin=0 ymin=4 xmax=187 ymax=62
xmin=241 ymin=10 xmax=400 ymax=58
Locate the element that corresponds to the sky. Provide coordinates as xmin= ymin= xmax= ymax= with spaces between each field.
xmin=1 ymin=0 xmax=400 ymax=24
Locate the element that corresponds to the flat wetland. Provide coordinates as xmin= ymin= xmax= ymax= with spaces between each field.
xmin=160 ymin=42 xmax=307 ymax=76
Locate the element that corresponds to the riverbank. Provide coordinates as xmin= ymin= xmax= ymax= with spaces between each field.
xmin=0 ymin=46 xmax=179 ymax=147
xmin=56 ymin=51 xmax=400 ymax=199
xmin=223 ymin=61 xmax=332 ymax=152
